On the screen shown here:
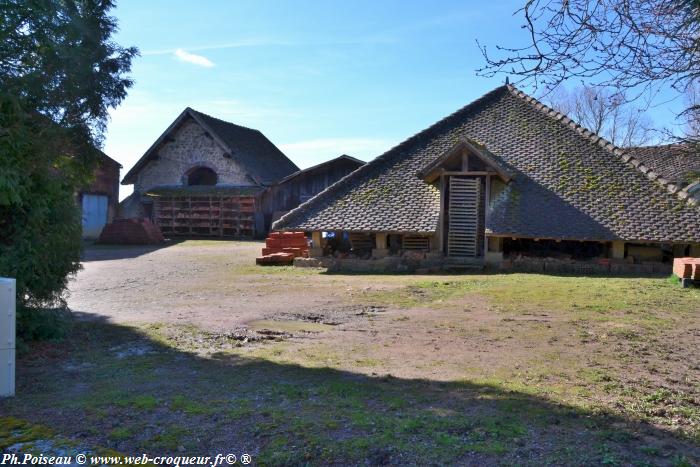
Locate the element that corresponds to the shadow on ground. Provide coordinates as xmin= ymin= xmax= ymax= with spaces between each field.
xmin=1 ymin=313 xmax=698 ymax=466
xmin=80 ymin=240 xmax=183 ymax=262
xmin=81 ymin=238 xmax=266 ymax=262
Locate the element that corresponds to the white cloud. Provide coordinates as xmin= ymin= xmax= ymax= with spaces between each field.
xmin=142 ymin=38 xmax=293 ymax=56
xmin=279 ymin=138 xmax=395 ymax=168
xmin=174 ymin=49 xmax=215 ymax=67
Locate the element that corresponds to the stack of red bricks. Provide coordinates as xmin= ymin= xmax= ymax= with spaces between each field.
xmin=256 ymin=231 xmax=309 ymax=265
xmin=98 ymin=218 xmax=165 ymax=245
xmin=673 ymin=257 xmax=700 ymax=281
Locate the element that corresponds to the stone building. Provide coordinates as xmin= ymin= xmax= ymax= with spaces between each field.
xmin=274 ymin=85 xmax=700 ymax=272
xmin=121 ymin=108 xmax=361 ymax=238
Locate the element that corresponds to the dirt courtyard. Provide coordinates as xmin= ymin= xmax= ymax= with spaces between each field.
xmin=2 ymin=239 xmax=699 ymax=465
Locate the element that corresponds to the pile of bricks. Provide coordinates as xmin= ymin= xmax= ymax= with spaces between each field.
xmin=673 ymin=257 xmax=700 ymax=287
xmin=98 ymin=218 xmax=165 ymax=245
xmin=256 ymin=231 xmax=308 ymax=266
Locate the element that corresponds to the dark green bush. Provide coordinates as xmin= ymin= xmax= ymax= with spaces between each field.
xmin=0 ymin=96 xmax=85 ymax=309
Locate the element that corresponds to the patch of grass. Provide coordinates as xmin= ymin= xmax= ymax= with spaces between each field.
xmin=170 ymin=395 xmax=214 ymax=415
xmin=364 ymin=274 xmax=700 ymax=326
xmin=272 ymin=383 xmax=308 ymax=400
xmin=620 ymin=387 xmax=700 ymax=442
xmin=149 ymin=425 xmax=192 ymax=450
xmin=247 ymin=319 xmax=334 ymax=333
xmin=0 ymin=417 xmax=54 ymax=449
xmin=352 ymin=358 xmax=382 ymax=368
xmin=365 ymin=279 xmax=488 ymax=307
xmin=84 ymin=391 xmax=161 ymax=411
xmin=130 ymin=395 xmax=159 ymax=410
xmin=231 ymin=264 xmax=321 ymax=276
xmin=108 ymin=427 xmax=132 ymax=441
xmin=227 ymin=399 xmax=254 ymax=419
xmin=579 ymin=368 xmax=614 ymax=384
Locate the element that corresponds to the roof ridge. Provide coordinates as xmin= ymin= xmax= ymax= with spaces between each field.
xmin=630 ymin=143 xmax=690 ymax=150
xmin=505 ymin=85 xmax=697 ymax=207
xmin=274 ymin=155 xmax=365 ymax=185
xmin=187 ymin=107 xmax=262 ymax=134
xmin=274 ymin=86 xmax=511 ymax=229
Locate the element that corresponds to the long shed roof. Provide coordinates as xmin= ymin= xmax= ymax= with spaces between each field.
xmin=274 ymin=85 xmax=700 ymax=242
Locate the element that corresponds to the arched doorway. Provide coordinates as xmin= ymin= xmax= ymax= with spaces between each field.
xmin=186 ymin=166 xmax=217 ymax=186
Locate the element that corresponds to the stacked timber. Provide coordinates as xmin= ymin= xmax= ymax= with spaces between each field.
xmin=256 ymin=232 xmax=309 ymax=265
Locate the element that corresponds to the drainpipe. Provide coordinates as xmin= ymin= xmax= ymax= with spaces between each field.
xmin=0 ymin=278 xmax=15 ymax=397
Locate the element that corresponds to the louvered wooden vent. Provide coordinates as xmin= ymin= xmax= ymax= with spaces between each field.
xmin=447 ymin=177 xmax=481 ymax=257
xmin=349 ymin=232 xmax=374 ymax=250
xmin=403 ymin=235 xmax=430 ymax=251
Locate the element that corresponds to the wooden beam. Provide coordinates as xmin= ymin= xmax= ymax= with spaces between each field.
xmin=423 ymin=168 xmax=446 ymax=184
xmin=442 ymin=171 xmax=493 ymax=177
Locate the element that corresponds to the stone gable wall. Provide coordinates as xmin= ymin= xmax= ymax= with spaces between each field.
xmin=135 ymin=118 xmax=256 ymax=193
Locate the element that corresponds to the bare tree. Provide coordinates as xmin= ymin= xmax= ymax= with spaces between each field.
xmin=682 ymin=82 xmax=700 ymax=140
xmin=477 ymin=0 xmax=700 ymax=129
xmin=543 ymin=85 xmax=652 ymax=147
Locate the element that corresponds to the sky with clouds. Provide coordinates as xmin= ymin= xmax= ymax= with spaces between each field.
xmin=106 ymin=0 xmax=686 ymax=200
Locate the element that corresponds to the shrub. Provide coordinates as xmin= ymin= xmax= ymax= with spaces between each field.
xmin=0 ymin=96 xmax=85 ymax=309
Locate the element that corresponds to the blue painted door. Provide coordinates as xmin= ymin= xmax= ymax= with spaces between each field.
xmin=82 ymin=194 xmax=108 ymax=239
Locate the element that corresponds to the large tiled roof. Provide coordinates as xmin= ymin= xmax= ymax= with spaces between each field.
xmin=274 ymin=85 xmax=700 ymax=242
xmin=122 ymin=108 xmax=299 ymax=186
xmin=627 ymin=144 xmax=700 ymax=187
xmin=188 ymin=109 xmax=299 ymax=185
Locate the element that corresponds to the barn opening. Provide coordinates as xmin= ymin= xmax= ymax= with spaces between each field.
xmin=187 ymin=166 xmax=217 ymax=186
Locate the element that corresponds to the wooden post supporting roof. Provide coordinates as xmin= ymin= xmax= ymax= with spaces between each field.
xmin=373 ymin=232 xmax=388 ymax=258
xmin=483 ymin=175 xmax=491 ymax=258
xmin=611 ymin=241 xmax=625 ymax=259
xmin=309 ymin=231 xmax=324 ymax=258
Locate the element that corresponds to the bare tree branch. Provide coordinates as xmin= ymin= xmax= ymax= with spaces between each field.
xmin=542 ymin=85 xmax=653 ymax=147
xmin=477 ymin=0 xmax=700 ymax=120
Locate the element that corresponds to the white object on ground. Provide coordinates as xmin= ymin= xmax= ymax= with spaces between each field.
xmin=0 ymin=277 xmax=16 ymax=397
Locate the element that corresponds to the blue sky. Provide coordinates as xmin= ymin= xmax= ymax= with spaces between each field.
xmin=106 ymin=1 xmax=685 ymax=199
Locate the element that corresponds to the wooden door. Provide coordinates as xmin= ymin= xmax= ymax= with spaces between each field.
xmin=81 ymin=194 xmax=108 ymax=239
